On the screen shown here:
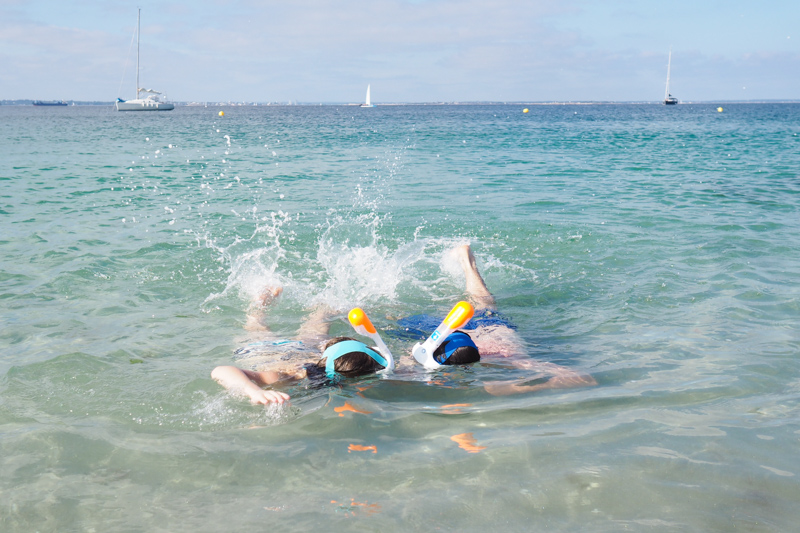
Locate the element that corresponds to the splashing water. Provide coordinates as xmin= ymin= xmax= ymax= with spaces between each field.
xmin=4 ymin=104 xmax=800 ymax=532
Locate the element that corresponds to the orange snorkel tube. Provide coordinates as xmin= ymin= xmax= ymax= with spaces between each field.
xmin=348 ymin=308 xmax=395 ymax=373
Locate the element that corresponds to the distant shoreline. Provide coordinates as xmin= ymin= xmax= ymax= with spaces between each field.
xmin=3 ymin=99 xmax=800 ymax=107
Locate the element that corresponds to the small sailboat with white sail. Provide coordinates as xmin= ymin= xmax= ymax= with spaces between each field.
xmin=360 ymin=85 xmax=375 ymax=108
xmin=664 ymin=49 xmax=678 ymax=105
xmin=116 ymin=9 xmax=174 ymax=111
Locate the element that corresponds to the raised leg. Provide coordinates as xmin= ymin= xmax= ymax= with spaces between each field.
xmin=244 ymin=286 xmax=283 ymax=331
xmin=452 ymin=244 xmax=496 ymax=311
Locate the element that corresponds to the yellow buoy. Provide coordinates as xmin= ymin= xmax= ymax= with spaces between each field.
xmin=218 ymin=111 xmax=225 ymax=116
xmin=717 ymin=107 xmax=723 ymax=113
xmin=523 ymin=108 xmax=529 ymax=113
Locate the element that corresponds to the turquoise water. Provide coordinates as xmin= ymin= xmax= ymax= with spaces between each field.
xmin=2 ymin=103 xmax=799 ymax=531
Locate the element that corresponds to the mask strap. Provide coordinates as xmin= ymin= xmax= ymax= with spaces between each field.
xmin=323 ymin=340 xmax=387 ymax=378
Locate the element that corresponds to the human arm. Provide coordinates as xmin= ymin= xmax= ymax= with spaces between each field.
xmin=211 ymin=365 xmax=294 ymax=404
xmin=483 ymin=361 xmax=597 ymax=396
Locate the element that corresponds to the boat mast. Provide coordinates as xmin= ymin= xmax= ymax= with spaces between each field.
xmin=136 ymin=8 xmax=140 ymax=100
xmin=665 ymin=48 xmax=672 ymax=101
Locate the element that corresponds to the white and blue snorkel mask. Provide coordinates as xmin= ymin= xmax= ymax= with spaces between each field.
xmin=323 ymin=339 xmax=389 ymax=379
xmin=412 ymin=301 xmax=475 ymax=370
xmin=432 ymin=331 xmax=478 ymax=365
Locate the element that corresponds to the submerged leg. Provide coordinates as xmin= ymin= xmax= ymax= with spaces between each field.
xmin=244 ymin=286 xmax=283 ymax=331
xmin=452 ymin=244 xmax=496 ymax=311
xmin=295 ymin=304 xmax=337 ymax=343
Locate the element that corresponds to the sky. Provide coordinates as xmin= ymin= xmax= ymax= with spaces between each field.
xmin=1 ymin=0 xmax=798 ymax=103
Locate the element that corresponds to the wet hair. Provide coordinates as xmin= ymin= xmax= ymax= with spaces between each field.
xmin=433 ymin=330 xmax=480 ymax=365
xmin=314 ymin=336 xmax=385 ymax=377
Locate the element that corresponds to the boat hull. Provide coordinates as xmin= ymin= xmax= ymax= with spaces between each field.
xmin=116 ymin=99 xmax=174 ymax=111
xmin=664 ymin=98 xmax=678 ymax=105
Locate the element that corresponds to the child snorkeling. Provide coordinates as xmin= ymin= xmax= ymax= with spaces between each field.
xmin=212 ymin=244 xmax=595 ymax=405
xmin=404 ymin=245 xmax=597 ymax=394
xmin=211 ymin=289 xmax=389 ymax=405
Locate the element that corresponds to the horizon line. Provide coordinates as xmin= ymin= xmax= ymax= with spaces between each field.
xmin=4 ymin=99 xmax=800 ymax=106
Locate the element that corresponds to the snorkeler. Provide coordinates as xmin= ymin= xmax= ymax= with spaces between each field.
xmin=213 ymin=245 xmax=594 ymax=405
xmin=406 ymin=245 xmax=597 ymax=394
xmin=211 ymin=289 xmax=390 ymax=405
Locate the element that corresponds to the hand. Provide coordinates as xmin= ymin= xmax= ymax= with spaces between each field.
xmin=247 ymin=388 xmax=291 ymax=405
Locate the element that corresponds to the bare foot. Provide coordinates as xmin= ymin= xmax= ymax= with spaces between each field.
xmin=254 ymin=286 xmax=283 ymax=308
xmin=245 ymin=286 xmax=283 ymax=331
xmin=451 ymin=245 xmax=496 ymax=310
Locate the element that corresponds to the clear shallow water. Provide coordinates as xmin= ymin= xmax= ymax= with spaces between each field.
xmin=1 ymin=103 xmax=799 ymax=531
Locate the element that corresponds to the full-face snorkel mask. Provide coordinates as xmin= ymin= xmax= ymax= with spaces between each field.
xmin=323 ymin=339 xmax=388 ymax=379
xmin=432 ymin=331 xmax=478 ymax=365
xmin=324 ymin=308 xmax=395 ymax=379
xmin=412 ymin=301 xmax=475 ymax=370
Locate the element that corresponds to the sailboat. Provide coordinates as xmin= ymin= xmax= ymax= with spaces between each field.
xmin=360 ymin=85 xmax=375 ymax=108
xmin=663 ymin=49 xmax=678 ymax=105
xmin=116 ymin=9 xmax=174 ymax=111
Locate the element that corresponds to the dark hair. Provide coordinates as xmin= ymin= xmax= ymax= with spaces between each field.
xmin=315 ymin=336 xmax=385 ymax=377
xmin=433 ymin=331 xmax=480 ymax=365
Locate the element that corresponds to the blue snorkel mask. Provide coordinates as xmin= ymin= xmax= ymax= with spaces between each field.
xmin=412 ymin=301 xmax=475 ymax=370
xmin=433 ymin=331 xmax=478 ymax=365
xmin=323 ymin=340 xmax=389 ymax=379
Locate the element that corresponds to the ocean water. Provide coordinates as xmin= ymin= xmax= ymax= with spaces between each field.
xmin=1 ymin=103 xmax=799 ymax=532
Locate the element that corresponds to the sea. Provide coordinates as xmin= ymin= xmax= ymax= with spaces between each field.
xmin=1 ymin=103 xmax=798 ymax=532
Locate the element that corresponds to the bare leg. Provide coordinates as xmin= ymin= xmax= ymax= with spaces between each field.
xmin=452 ymin=244 xmax=496 ymax=310
xmin=244 ymin=286 xmax=283 ymax=331
xmin=244 ymin=285 xmax=335 ymax=345
xmin=451 ymin=244 xmax=528 ymax=357
xmin=484 ymin=362 xmax=597 ymax=396
xmin=295 ymin=304 xmax=337 ymax=343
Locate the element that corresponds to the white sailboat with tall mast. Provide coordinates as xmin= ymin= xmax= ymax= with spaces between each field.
xmin=663 ymin=48 xmax=678 ymax=105
xmin=360 ymin=85 xmax=375 ymax=108
xmin=116 ymin=9 xmax=174 ymax=111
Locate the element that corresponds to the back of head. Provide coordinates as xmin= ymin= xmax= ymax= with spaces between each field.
xmin=433 ymin=331 xmax=480 ymax=365
xmin=317 ymin=337 xmax=386 ymax=377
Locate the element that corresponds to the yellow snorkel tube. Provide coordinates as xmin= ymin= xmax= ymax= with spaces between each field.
xmin=412 ymin=301 xmax=475 ymax=370
xmin=348 ymin=308 xmax=395 ymax=373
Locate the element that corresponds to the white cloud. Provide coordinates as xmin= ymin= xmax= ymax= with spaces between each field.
xmin=1 ymin=0 xmax=798 ymax=102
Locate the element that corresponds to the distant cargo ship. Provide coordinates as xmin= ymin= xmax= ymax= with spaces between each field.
xmin=33 ymin=100 xmax=68 ymax=106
